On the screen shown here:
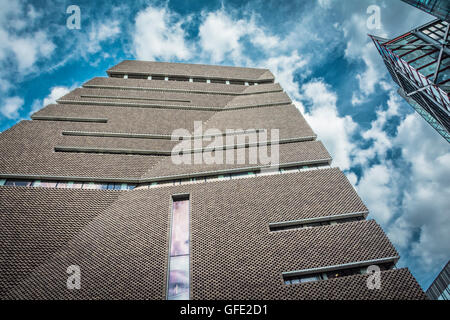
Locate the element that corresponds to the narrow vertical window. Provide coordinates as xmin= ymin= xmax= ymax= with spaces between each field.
xmin=167 ymin=195 xmax=190 ymax=300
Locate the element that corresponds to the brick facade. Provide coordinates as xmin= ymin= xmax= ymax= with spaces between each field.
xmin=0 ymin=61 xmax=426 ymax=299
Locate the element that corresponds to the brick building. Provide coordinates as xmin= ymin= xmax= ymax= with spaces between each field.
xmin=0 ymin=60 xmax=426 ymax=299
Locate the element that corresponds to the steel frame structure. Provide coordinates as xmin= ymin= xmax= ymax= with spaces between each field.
xmin=400 ymin=0 xmax=450 ymax=22
xmin=370 ymin=19 xmax=450 ymax=142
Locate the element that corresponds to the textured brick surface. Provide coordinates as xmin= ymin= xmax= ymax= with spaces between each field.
xmin=61 ymin=87 xmax=236 ymax=108
xmin=107 ymin=60 xmax=275 ymax=82
xmin=0 ymin=187 xmax=122 ymax=298
xmin=140 ymin=140 xmax=331 ymax=180
xmin=0 ymin=121 xmax=162 ymax=179
xmin=34 ymin=103 xmax=314 ymax=140
xmin=33 ymin=104 xmax=213 ymax=135
xmin=0 ymin=119 xmax=324 ymax=179
xmin=0 ymin=60 xmax=426 ymax=300
xmin=203 ymin=105 xmax=315 ymax=139
xmin=84 ymin=77 xmax=283 ymax=94
xmin=0 ymin=170 xmax=425 ymax=299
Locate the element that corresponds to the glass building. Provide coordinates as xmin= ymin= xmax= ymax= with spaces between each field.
xmin=401 ymin=0 xmax=450 ymax=22
xmin=426 ymin=261 xmax=450 ymax=300
xmin=371 ymin=1 xmax=450 ymax=143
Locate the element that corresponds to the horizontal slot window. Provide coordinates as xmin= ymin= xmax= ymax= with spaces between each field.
xmin=127 ymin=74 xmax=149 ymax=80
xmin=210 ymin=79 xmax=227 ymax=84
xmin=79 ymin=94 xmax=190 ymax=103
xmin=4 ymin=180 xmax=32 ymax=187
xmin=169 ymin=76 xmax=190 ymax=82
xmin=108 ymin=74 xmax=268 ymax=86
xmin=1 ymin=163 xmax=333 ymax=191
xmin=270 ymin=216 xmax=365 ymax=232
xmin=231 ymin=172 xmax=256 ymax=179
xmin=284 ymin=262 xmax=395 ymax=285
xmin=31 ymin=116 xmax=108 ymax=123
xmin=134 ymin=163 xmax=331 ymax=189
xmin=151 ymin=75 xmax=166 ymax=81
xmin=257 ymin=80 xmax=274 ymax=84
xmin=1 ymin=179 xmax=136 ymax=190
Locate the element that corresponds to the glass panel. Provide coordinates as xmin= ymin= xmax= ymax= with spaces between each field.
xmin=167 ymin=255 xmax=190 ymax=300
xmin=0 ymin=179 xmax=6 ymax=186
xmin=5 ymin=180 xmax=32 ymax=187
xmin=300 ymin=276 xmax=320 ymax=283
xmin=167 ymin=197 xmax=190 ymax=300
xmin=170 ymin=200 xmax=190 ymax=256
xmin=32 ymin=180 xmax=41 ymax=187
xmin=134 ymin=185 xmax=149 ymax=190
xmin=57 ymin=181 xmax=68 ymax=188
xmin=92 ymin=183 xmax=108 ymax=190
xmin=40 ymin=181 xmax=58 ymax=188
xmin=71 ymin=182 xmax=83 ymax=189
xmin=231 ymin=172 xmax=251 ymax=179
xmin=83 ymin=182 xmax=96 ymax=189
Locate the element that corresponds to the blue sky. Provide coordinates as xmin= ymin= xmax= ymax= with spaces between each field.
xmin=0 ymin=0 xmax=449 ymax=290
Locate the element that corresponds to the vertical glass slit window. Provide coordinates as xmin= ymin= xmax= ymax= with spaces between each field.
xmin=167 ymin=196 xmax=190 ymax=300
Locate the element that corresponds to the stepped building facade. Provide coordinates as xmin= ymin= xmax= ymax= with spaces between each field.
xmin=0 ymin=61 xmax=426 ymax=299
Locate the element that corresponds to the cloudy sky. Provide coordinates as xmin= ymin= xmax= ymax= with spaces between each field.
xmin=0 ymin=0 xmax=448 ymax=290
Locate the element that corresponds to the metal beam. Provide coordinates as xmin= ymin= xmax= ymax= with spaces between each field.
xmin=433 ymin=23 xmax=450 ymax=83
xmin=412 ymin=30 xmax=450 ymax=56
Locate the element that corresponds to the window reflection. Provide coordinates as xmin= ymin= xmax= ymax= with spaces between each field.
xmin=167 ymin=255 xmax=189 ymax=300
xmin=170 ymin=200 xmax=190 ymax=256
xmin=167 ymin=197 xmax=190 ymax=300
xmin=40 ymin=181 xmax=58 ymax=188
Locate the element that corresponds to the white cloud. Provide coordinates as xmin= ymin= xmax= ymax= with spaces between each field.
xmin=9 ymin=31 xmax=55 ymax=72
xmin=87 ymin=20 xmax=121 ymax=53
xmin=265 ymin=51 xmax=308 ymax=101
xmin=199 ymin=10 xmax=246 ymax=63
xmin=198 ymin=9 xmax=279 ymax=64
xmin=337 ymin=1 xmax=431 ymax=105
xmin=342 ymin=13 xmax=387 ymax=104
xmin=0 ymin=1 xmax=55 ymax=74
xmin=301 ymin=80 xmax=357 ymax=170
xmin=30 ymin=86 xmax=73 ymax=115
xmin=1 ymin=96 xmax=24 ymax=119
xmin=357 ymin=163 xmax=396 ymax=224
xmin=390 ymin=113 xmax=450 ymax=270
xmin=318 ymin=0 xmax=333 ymax=9
xmin=355 ymin=109 xmax=450 ymax=274
xmin=354 ymin=91 xmax=401 ymax=165
xmin=133 ymin=6 xmax=191 ymax=61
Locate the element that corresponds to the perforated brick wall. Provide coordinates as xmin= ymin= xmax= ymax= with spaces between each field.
xmin=0 ymin=169 xmax=426 ymax=299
